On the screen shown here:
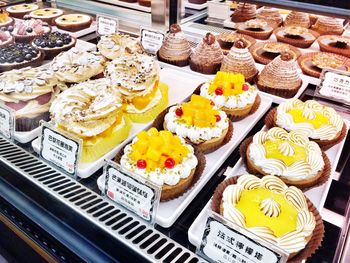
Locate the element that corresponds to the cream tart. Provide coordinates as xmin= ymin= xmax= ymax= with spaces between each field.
xmin=10 ymin=18 xmax=51 ymax=43
xmin=29 ymin=8 xmax=64 ymax=25
xmin=0 ymin=9 xmax=14 ymax=29
xmin=237 ymin=19 xmax=274 ymax=40
xmin=265 ymin=99 xmax=346 ymax=150
xmin=274 ymin=26 xmax=319 ymax=49
xmin=55 ymin=14 xmax=92 ymax=32
xmin=199 ymin=71 xmax=259 ymax=121
xmin=162 ymin=95 xmax=232 ymax=153
xmin=6 ymin=4 xmax=38 ymax=19
xmin=243 ymin=127 xmax=329 ymax=189
xmin=213 ymin=174 xmax=322 ymax=260
xmin=118 ymin=128 xmax=202 ymax=201
xmin=317 ymin=35 xmax=350 ymax=58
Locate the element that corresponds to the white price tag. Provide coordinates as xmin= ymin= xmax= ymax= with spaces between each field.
xmin=96 ymin=14 xmax=118 ymax=36
xmin=140 ymin=27 xmax=165 ymax=54
xmin=316 ymin=69 xmax=350 ymax=106
xmin=40 ymin=122 xmax=81 ymax=177
xmin=197 ymin=212 xmax=289 ymax=263
xmin=0 ymin=104 xmax=15 ymax=140
xmin=103 ymin=161 xmax=160 ymax=224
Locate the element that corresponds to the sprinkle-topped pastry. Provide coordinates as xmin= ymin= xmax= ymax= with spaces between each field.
xmin=317 ymin=35 xmax=350 ymax=58
xmin=54 ymin=14 xmax=92 ymax=32
xmin=214 ymin=174 xmax=318 ymax=257
xmin=163 ymin=94 xmax=231 ymax=153
xmin=0 ymin=9 xmax=14 ymax=28
xmin=0 ymin=67 xmax=66 ymax=131
xmin=97 ymin=33 xmax=144 ymax=60
xmin=237 ymin=19 xmax=274 ymax=40
xmin=274 ymin=26 xmax=319 ymax=48
xmin=29 ymin=8 xmax=64 ymax=25
xmin=231 ymin=3 xmax=256 ymax=22
xmin=199 ymin=72 xmax=259 ymax=121
xmin=6 ymin=4 xmax=38 ymax=18
xmin=312 ymin=16 xmax=344 ymax=35
xmin=50 ymin=78 xmax=131 ymax=163
xmin=284 ymin=11 xmax=310 ymax=28
xmin=50 ymin=48 xmax=106 ymax=83
xmin=10 ymin=18 xmax=51 ymax=43
xmin=221 ymin=40 xmax=258 ymax=83
xmin=158 ymin=24 xmax=191 ymax=67
xmin=0 ymin=43 xmax=44 ymax=72
xmin=257 ymin=52 xmax=302 ymax=98
xmin=189 ymin=33 xmax=223 ymax=74
xmin=119 ymin=128 xmax=200 ymax=201
xmin=105 ymin=53 xmax=168 ymax=123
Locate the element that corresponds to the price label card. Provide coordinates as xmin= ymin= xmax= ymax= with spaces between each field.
xmin=40 ymin=122 xmax=82 ymax=177
xmin=0 ymin=104 xmax=15 ymax=140
xmin=197 ymin=212 xmax=289 ymax=263
xmin=140 ymin=27 xmax=165 ymax=55
xmin=103 ymin=160 xmax=160 ymax=224
xmin=96 ymin=14 xmax=118 ymax=36
xmin=316 ymin=69 xmax=350 ymax=106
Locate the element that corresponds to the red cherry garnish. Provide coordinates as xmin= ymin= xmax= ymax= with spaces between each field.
xmin=164 ymin=158 xmax=175 ymax=169
xmin=242 ymin=84 xmax=249 ymax=91
xmin=215 ymin=115 xmax=221 ymax=122
xmin=136 ymin=159 xmax=147 ymax=169
xmin=215 ymin=88 xmax=223 ymax=95
xmin=175 ymin=108 xmax=183 ymax=117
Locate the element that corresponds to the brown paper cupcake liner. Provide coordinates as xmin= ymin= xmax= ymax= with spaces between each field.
xmin=211 ymin=176 xmax=324 ymax=262
xmin=114 ymin=142 xmax=206 ymax=202
xmin=157 ymin=51 xmax=189 ymax=67
xmin=264 ymin=107 xmax=277 ymax=129
xmin=189 ymin=59 xmax=221 ymax=75
xmin=240 ymin=136 xmax=332 ymax=190
xmin=15 ymin=111 xmax=50 ymax=132
xmin=0 ymin=51 xmax=45 ymax=72
xmin=237 ymin=27 xmax=273 ymax=40
xmin=152 ymin=105 xmax=234 ymax=154
xmin=255 ymin=74 xmax=302 ymax=99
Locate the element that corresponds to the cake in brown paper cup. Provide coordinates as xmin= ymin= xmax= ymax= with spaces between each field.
xmin=189 ymin=58 xmax=221 ymax=75
xmin=237 ymin=20 xmax=274 ymax=40
xmin=192 ymin=83 xmax=261 ymax=122
xmin=114 ymin=142 xmax=206 ymax=202
xmin=15 ymin=112 xmax=50 ymax=132
xmin=152 ymin=105 xmax=233 ymax=154
xmin=239 ymin=136 xmax=331 ymax=190
xmin=211 ymin=176 xmax=324 ymax=262
xmin=264 ymin=107 xmax=347 ymax=150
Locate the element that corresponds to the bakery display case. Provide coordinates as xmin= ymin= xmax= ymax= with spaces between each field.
xmin=0 ymin=0 xmax=350 ymax=263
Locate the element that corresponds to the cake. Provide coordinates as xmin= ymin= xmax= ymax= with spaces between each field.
xmin=29 ymin=8 xmax=64 ymax=25
xmin=105 ymin=53 xmax=168 ymax=123
xmin=118 ymin=128 xmax=202 ymax=201
xmin=0 ymin=30 xmax=13 ymax=48
xmin=50 ymin=48 xmax=107 ymax=83
xmin=54 ymin=14 xmax=92 ymax=32
xmin=199 ymin=72 xmax=260 ymax=121
xmin=158 ymin=24 xmax=191 ymax=67
xmin=237 ymin=19 xmax=274 ymax=40
xmin=6 ymin=4 xmax=38 ymax=18
xmin=231 ymin=3 xmax=256 ymax=22
xmin=0 ymin=67 xmax=66 ymax=131
xmin=250 ymin=42 xmax=301 ymax=65
xmin=243 ymin=127 xmax=329 ymax=189
xmin=312 ymin=16 xmax=344 ymax=35
xmin=317 ymin=35 xmax=350 ymax=58
xmin=212 ymin=174 xmax=322 ymax=260
xmin=32 ymin=32 xmax=76 ymax=59
xmin=220 ymin=40 xmax=258 ymax=83
xmin=189 ymin=33 xmax=224 ymax=74
xmin=97 ymin=33 xmax=144 ymax=60
xmin=257 ymin=52 xmax=302 ymax=98
xmin=284 ymin=11 xmax=310 ymax=28
xmin=216 ymin=32 xmax=256 ymax=53
xmin=138 ymin=0 xmax=151 ymax=7
xmin=188 ymin=0 xmax=207 ymax=4
xmin=50 ymin=78 xmax=132 ymax=163
xmin=0 ymin=43 xmax=44 ymax=72
xmin=274 ymin=26 xmax=319 ymax=48
xmin=256 ymin=7 xmax=283 ymax=28
xmin=265 ymin=99 xmax=346 ymax=150
xmin=162 ymin=94 xmax=232 ymax=153
xmin=10 ymin=18 xmax=51 ymax=43
xmin=0 ymin=9 xmax=14 ymax=28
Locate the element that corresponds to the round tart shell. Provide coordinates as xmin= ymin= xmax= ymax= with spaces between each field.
xmin=274 ymin=27 xmax=320 ymax=48
xmin=249 ymin=42 xmax=301 ymax=65
xmin=7 ymin=8 xmax=37 ymax=19
xmin=317 ymin=35 xmax=350 ymax=58
xmin=114 ymin=143 xmax=206 ymax=201
xmin=239 ymin=136 xmax=331 ymax=190
xmin=264 ymin=107 xmax=347 ymax=151
xmin=237 ymin=24 xmax=273 ymax=40
xmin=55 ymin=16 xmax=92 ymax=32
xmin=0 ymin=50 xmax=44 ymax=72
xmin=13 ymin=25 xmax=52 ymax=43
xmin=152 ymin=105 xmax=234 ymax=154
xmin=217 ymin=33 xmax=256 ymax=54
xmin=32 ymin=36 xmax=77 ymax=59
xmin=193 ymin=83 xmax=261 ymax=121
xmin=211 ymin=176 xmax=324 ymax=261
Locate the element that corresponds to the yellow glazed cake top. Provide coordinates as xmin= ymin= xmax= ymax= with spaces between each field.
xmin=287 ymin=108 xmax=329 ymax=129
xmin=208 ymin=72 xmax=247 ymax=97
xmin=129 ymin=128 xmax=190 ymax=172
